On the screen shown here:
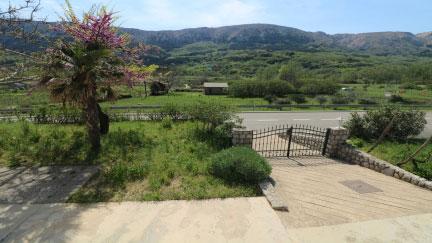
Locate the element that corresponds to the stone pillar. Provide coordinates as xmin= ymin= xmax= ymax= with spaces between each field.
xmin=232 ymin=129 xmax=253 ymax=147
xmin=325 ymin=127 xmax=349 ymax=158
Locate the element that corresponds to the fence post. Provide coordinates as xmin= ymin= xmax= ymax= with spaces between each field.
xmin=232 ymin=128 xmax=253 ymax=148
xmin=286 ymin=126 xmax=293 ymax=157
xmin=325 ymin=127 xmax=349 ymax=158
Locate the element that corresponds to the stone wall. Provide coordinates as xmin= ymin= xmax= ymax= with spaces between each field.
xmin=232 ymin=129 xmax=253 ymax=147
xmin=328 ymin=128 xmax=432 ymax=191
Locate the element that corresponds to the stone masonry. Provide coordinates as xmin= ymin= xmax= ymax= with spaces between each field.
xmin=326 ymin=127 xmax=432 ymax=191
xmin=232 ymin=129 xmax=253 ymax=147
xmin=325 ymin=127 xmax=349 ymax=157
xmin=233 ymin=126 xmax=432 ymax=191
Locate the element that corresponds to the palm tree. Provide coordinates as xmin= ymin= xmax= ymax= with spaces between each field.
xmin=42 ymin=2 xmax=127 ymax=151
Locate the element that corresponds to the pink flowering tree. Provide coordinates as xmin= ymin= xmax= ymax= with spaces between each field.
xmin=42 ymin=1 xmax=142 ymax=150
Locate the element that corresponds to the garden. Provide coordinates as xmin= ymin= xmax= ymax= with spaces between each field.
xmin=0 ymin=1 xmax=273 ymax=203
xmin=344 ymin=106 xmax=432 ymax=180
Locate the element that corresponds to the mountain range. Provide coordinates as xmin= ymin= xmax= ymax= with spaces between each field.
xmin=2 ymin=23 xmax=432 ymax=56
xmin=122 ymin=24 xmax=432 ymax=56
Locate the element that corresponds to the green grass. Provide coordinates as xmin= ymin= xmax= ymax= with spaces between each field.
xmin=348 ymin=138 xmax=432 ymax=180
xmin=101 ymin=91 xmax=268 ymax=107
xmin=0 ymin=121 xmax=260 ymax=202
xmin=2 ymin=84 xmax=432 ymax=111
xmin=346 ymin=84 xmax=432 ymax=104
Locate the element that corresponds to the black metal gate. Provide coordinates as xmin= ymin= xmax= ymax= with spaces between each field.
xmin=252 ymin=124 xmax=330 ymax=158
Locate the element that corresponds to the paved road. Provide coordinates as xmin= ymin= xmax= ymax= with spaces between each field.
xmin=239 ymin=111 xmax=432 ymax=138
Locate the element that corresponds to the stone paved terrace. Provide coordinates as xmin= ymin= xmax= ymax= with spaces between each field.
xmin=0 ymin=166 xmax=98 ymax=203
xmin=269 ymin=157 xmax=432 ymax=229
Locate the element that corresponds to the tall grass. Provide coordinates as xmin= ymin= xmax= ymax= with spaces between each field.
xmin=0 ymin=121 xmax=259 ymax=202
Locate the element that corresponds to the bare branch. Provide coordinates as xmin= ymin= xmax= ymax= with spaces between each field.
xmin=0 ymin=0 xmax=44 ymax=40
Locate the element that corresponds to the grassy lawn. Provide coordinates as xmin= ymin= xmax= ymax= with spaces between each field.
xmin=101 ymin=91 xmax=268 ymax=107
xmin=348 ymin=138 xmax=432 ymax=180
xmin=0 ymin=121 xmax=260 ymax=202
xmin=345 ymin=84 xmax=432 ymax=104
xmin=2 ymin=85 xmax=432 ymax=111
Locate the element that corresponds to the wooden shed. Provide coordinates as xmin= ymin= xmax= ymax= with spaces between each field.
xmin=203 ymin=82 xmax=228 ymax=95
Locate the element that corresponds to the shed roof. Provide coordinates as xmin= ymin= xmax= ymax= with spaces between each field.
xmin=203 ymin=82 xmax=228 ymax=88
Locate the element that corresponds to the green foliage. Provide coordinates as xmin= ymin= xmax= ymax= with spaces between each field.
xmin=229 ymin=80 xmax=294 ymax=98
xmin=344 ymin=106 xmax=426 ymax=140
xmin=400 ymin=83 xmax=423 ymax=90
xmin=263 ymin=95 xmax=275 ymax=104
xmin=256 ymin=65 xmax=279 ymax=82
xmin=315 ymin=96 xmax=327 ymax=105
xmin=0 ymin=121 xmax=258 ymax=202
xmin=352 ymin=138 xmax=432 ymax=180
xmin=331 ymin=94 xmax=354 ymax=104
xmin=300 ymin=80 xmax=339 ymax=95
xmin=290 ymin=94 xmax=307 ymax=104
xmin=389 ymin=94 xmax=405 ymax=103
xmin=358 ymin=98 xmax=378 ymax=105
xmin=210 ymin=147 xmax=271 ymax=183
xmin=186 ymin=101 xmax=238 ymax=131
xmin=273 ymin=98 xmax=291 ymax=105
xmin=278 ymin=62 xmax=304 ymax=89
xmin=0 ymin=121 xmax=90 ymax=166
xmin=161 ymin=116 xmax=173 ymax=129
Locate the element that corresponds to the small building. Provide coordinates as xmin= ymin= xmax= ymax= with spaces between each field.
xmin=203 ymin=82 xmax=228 ymax=95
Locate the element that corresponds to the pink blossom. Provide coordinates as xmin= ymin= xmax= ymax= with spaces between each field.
xmin=62 ymin=11 xmax=127 ymax=49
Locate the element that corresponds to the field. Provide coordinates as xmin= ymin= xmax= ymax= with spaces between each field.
xmin=0 ymin=121 xmax=260 ymax=202
xmin=349 ymin=138 xmax=432 ymax=180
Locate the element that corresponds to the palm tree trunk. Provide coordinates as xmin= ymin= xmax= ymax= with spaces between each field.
xmin=398 ymin=135 xmax=432 ymax=166
xmin=367 ymin=116 xmax=396 ymax=153
xmin=85 ymin=92 xmax=101 ymax=151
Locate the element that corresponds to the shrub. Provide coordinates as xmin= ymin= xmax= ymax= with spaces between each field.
xmin=229 ymin=80 xmax=294 ymax=98
xmin=316 ymin=96 xmax=327 ymax=105
xmin=300 ymin=80 xmax=339 ymax=95
xmin=389 ymin=94 xmax=405 ymax=103
xmin=291 ymin=94 xmax=307 ymax=104
xmin=348 ymin=137 xmax=364 ymax=148
xmin=264 ymin=95 xmax=275 ymax=104
xmin=343 ymin=106 xmax=426 ymax=140
xmin=160 ymin=103 xmax=184 ymax=120
xmin=161 ymin=116 xmax=173 ymax=129
xmin=400 ymin=83 xmax=422 ymax=90
xmin=273 ymin=98 xmax=291 ymax=105
xmin=358 ymin=98 xmax=378 ymax=105
xmin=331 ymin=95 xmax=354 ymax=104
xmin=210 ymin=147 xmax=271 ymax=183
xmin=186 ymin=101 xmax=238 ymax=131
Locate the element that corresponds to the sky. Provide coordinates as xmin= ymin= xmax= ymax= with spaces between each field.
xmin=4 ymin=0 xmax=432 ymax=34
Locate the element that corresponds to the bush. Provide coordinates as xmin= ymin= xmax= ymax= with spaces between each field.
xmin=291 ymin=94 xmax=307 ymax=104
xmin=186 ymin=101 xmax=238 ymax=131
xmin=229 ymin=80 xmax=294 ymax=98
xmin=161 ymin=116 xmax=173 ymax=129
xmin=273 ymin=98 xmax=291 ymax=105
xmin=358 ymin=98 xmax=378 ymax=105
xmin=316 ymin=96 xmax=327 ymax=105
xmin=264 ymin=95 xmax=275 ymax=104
xmin=343 ymin=106 xmax=426 ymax=140
xmin=300 ymin=80 xmax=339 ymax=95
xmin=331 ymin=95 xmax=354 ymax=104
xmin=389 ymin=94 xmax=405 ymax=103
xmin=160 ymin=103 xmax=184 ymax=120
xmin=210 ymin=147 xmax=271 ymax=183
xmin=400 ymin=83 xmax=423 ymax=90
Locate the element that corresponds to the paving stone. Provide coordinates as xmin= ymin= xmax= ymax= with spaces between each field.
xmin=382 ymin=167 xmax=395 ymax=176
xmin=259 ymin=180 xmax=288 ymax=211
xmin=0 ymin=166 xmax=99 ymax=203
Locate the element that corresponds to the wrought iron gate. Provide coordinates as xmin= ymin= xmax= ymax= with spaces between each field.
xmin=252 ymin=124 xmax=330 ymax=158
